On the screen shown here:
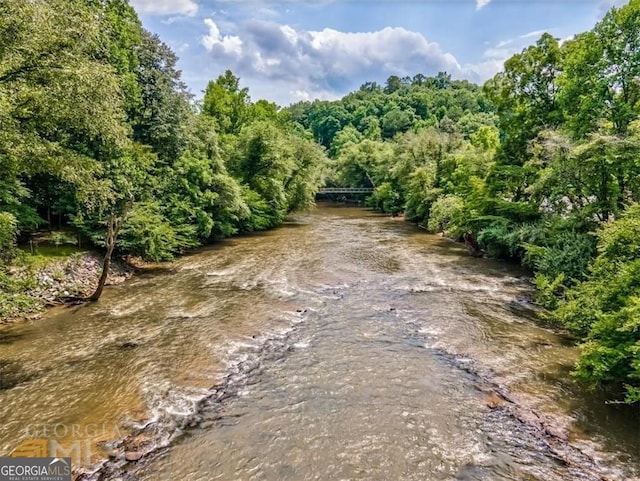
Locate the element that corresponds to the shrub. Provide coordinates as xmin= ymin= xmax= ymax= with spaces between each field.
xmin=523 ymin=231 xmax=596 ymax=282
xmin=0 ymin=212 xmax=18 ymax=264
xmin=427 ymin=195 xmax=465 ymax=235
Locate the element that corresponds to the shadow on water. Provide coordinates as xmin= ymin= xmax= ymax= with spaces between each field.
xmin=566 ymin=383 xmax=640 ymax=459
xmin=0 ymin=329 xmax=29 ymax=346
xmin=0 ymin=360 xmax=37 ymax=391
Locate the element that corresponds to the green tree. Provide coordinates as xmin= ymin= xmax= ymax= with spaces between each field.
xmin=484 ymin=33 xmax=562 ymax=205
xmin=132 ymin=30 xmax=192 ymax=164
xmin=555 ymin=205 xmax=640 ymax=403
xmin=0 ymin=0 xmax=128 ymax=228
xmin=202 ymin=70 xmax=250 ymax=135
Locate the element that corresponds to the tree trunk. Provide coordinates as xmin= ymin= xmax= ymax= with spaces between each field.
xmin=463 ymin=231 xmax=482 ymax=257
xmin=88 ymin=208 xmax=126 ymax=301
xmin=364 ymin=170 xmax=376 ymax=188
xmin=88 ymin=242 xmax=113 ymax=301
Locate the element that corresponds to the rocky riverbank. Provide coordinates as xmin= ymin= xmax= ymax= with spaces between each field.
xmin=2 ymin=252 xmax=136 ymax=324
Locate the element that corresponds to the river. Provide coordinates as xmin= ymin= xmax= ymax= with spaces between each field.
xmin=0 ymin=205 xmax=638 ymax=480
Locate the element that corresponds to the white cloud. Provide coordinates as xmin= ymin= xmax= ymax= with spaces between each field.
xmin=483 ymin=47 xmax=510 ymax=59
xmin=130 ymin=0 xmax=198 ymax=16
xmin=495 ymin=39 xmax=512 ymax=48
xmin=463 ymin=59 xmax=504 ymax=81
xmin=520 ymin=29 xmax=548 ymax=39
xmin=291 ymin=89 xmax=311 ymax=102
xmin=202 ymin=19 xmax=243 ymax=56
xmin=198 ymin=20 xmax=506 ymax=104
xmin=476 ymin=0 xmax=491 ymax=10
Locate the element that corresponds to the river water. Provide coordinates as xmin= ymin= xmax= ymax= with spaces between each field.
xmin=0 ymin=205 xmax=638 ymax=480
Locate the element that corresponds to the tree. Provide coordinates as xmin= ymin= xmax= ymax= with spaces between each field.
xmin=336 ymin=139 xmax=393 ymax=188
xmin=74 ymin=143 xmax=154 ymax=300
xmin=484 ymin=33 xmax=563 ymax=206
xmin=381 ymin=108 xmax=416 ymax=139
xmin=594 ymin=0 xmax=640 ymax=134
xmin=330 ymin=125 xmax=363 ymax=158
xmin=132 ymin=30 xmax=192 ymax=164
xmin=384 ymin=75 xmax=402 ymax=93
xmin=555 ymin=205 xmax=640 ymax=403
xmin=0 ymin=0 xmax=128 ymax=228
xmin=202 ymin=70 xmax=249 ymax=135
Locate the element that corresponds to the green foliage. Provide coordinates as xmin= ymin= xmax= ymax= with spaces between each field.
xmin=336 ymin=139 xmax=393 ymax=188
xmin=523 ymin=231 xmax=596 ymax=281
xmin=203 ymin=70 xmax=250 ymax=135
xmin=0 ymin=264 xmax=41 ymax=320
xmin=560 ymin=0 xmax=640 ymax=137
xmin=0 ymin=212 xmax=18 ymax=264
xmin=50 ymin=232 xmax=78 ymax=248
xmin=284 ymin=72 xmax=494 ymax=151
xmin=223 ymin=119 xmax=325 ymax=233
xmin=0 ymin=0 xmax=327 ymax=278
xmin=371 ymin=182 xmax=403 ymax=215
xmin=119 ymin=202 xmax=189 ymax=261
xmin=533 ymin=273 xmax=566 ymax=310
xmin=132 ymin=30 xmax=191 ymax=163
xmin=0 ymin=0 xmax=128 ymax=222
xmin=554 ymin=205 xmax=640 ymax=402
xmin=1 ymin=0 xmax=638 ymax=402
xmin=427 ymin=195 xmax=465 ymax=235
xmin=476 ymin=219 xmax=516 ymax=258
xmin=381 ymin=108 xmax=416 ymax=139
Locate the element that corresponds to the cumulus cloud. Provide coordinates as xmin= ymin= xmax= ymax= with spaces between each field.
xmin=130 ymin=0 xmax=198 ymax=16
xmin=202 ymin=19 xmax=243 ymax=56
xmin=476 ymin=0 xmax=491 ymax=10
xmin=200 ymin=19 xmax=488 ymax=103
xmin=464 ymin=59 xmax=504 ymax=81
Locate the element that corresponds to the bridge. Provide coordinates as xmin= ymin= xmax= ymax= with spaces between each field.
xmin=317 ymin=187 xmax=375 ymax=194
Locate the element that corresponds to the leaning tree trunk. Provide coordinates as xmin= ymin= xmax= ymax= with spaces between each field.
xmin=463 ymin=231 xmax=482 ymax=258
xmin=88 ymin=210 xmax=125 ymax=302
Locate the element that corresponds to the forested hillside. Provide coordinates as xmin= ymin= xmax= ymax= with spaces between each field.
xmin=1 ymin=0 xmax=639 ymax=403
xmin=284 ymin=1 xmax=640 ymax=403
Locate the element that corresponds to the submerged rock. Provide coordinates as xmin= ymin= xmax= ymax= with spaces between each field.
xmin=124 ymin=451 xmax=143 ymax=462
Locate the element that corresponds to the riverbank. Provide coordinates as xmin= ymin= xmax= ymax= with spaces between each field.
xmin=1 ymin=252 xmax=136 ymax=325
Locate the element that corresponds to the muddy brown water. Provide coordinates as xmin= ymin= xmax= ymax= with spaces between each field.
xmin=0 ymin=205 xmax=638 ymax=480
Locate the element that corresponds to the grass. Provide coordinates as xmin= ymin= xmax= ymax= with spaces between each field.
xmin=17 ymin=232 xmax=89 ymax=269
xmin=1 ymin=231 xmax=90 ymax=321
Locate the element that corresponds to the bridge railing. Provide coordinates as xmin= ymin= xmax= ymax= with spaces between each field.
xmin=317 ymin=187 xmax=375 ymax=194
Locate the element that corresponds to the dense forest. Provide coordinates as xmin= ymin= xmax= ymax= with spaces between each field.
xmin=1 ymin=0 xmax=639 ymax=403
xmin=0 ymin=2 xmax=326 ymax=308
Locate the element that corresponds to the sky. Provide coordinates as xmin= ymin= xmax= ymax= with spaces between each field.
xmin=130 ymin=0 xmax=628 ymax=106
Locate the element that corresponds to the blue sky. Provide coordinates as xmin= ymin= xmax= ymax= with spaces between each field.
xmin=131 ymin=0 xmax=627 ymax=106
